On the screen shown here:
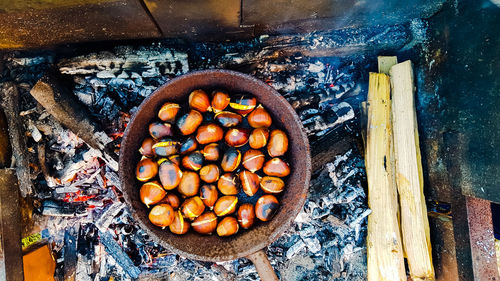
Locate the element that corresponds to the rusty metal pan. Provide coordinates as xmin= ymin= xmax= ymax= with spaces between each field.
xmin=119 ymin=70 xmax=311 ymax=279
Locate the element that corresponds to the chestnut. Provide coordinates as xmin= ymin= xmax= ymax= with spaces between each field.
xmin=191 ymin=211 xmax=218 ymax=234
xmin=242 ymin=149 xmax=265 ymax=172
xmin=247 ymin=105 xmax=272 ymax=128
xmin=196 ymin=123 xmax=224 ymax=145
xmin=136 ymin=158 xmax=158 ymax=182
xmin=181 ymin=196 xmax=205 ymax=220
xmin=178 ymin=171 xmax=200 ymax=197
xmin=229 ymin=95 xmax=257 ymax=116
xmin=177 ymin=110 xmax=203 ymax=135
xmin=160 ymin=193 xmax=181 ymax=209
xmin=140 ymin=181 xmax=166 ymax=207
xmin=199 ymin=164 xmax=220 ymax=183
xmin=255 ymin=195 xmax=279 ymax=222
xmin=217 ymin=217 xmax=239 ymax=237
xmin=249 ymin=128 xmax=269 ymax=149
xmin=200 ymin=184 xmax=218 ymax=208
xmin=169 ymin=210 xmax=190 ymax=235
xmin=267 ymin=129 xmax=289 ymax=157
xmin=158 ymin=102 xmax=180 ymax=123
xmin=215 ymin=111 xmax=242 ymax=127
xmin=158 ymin=160 xmax=183 ymax=190
xmin=149 ymin=122 xmax=173 ymax=139
xmin=237 ymin=203 xmax=255 ymax=229
xmin=260 ymin=176 xmax=285 ymax=194
xmin=182 ymin=151 xmax=204 ymax=171
xmin=217 ymin=173 xmax=239 ymax=195
xmin=149 ymin=204 xmax=175 ymax=228
xmin=179 ymin=136 xmax=198 ymax=155
xmin=263 ymin=158 xmax=290 ymax=177
xmin=152 ymin=138 xmax=179 ymax=157
xmin=214 ymin=196 xmax=238 ymax=216
xmin=225 ymin=127 xmax=250 ymax=147
xmin=211 ymin=91 xmax=230 ymax=112
xmin=168 ymin=154 xmax=181 ymax=165
xmin=139 ymin=137 xmax=155 ymax=157
xmin=202 ymin=143 xmax=219 ymax=161
xmin=189 ymin=89 xmax=211 ymax=112
xmin=240 ymin=170 xmax=260 ymax=197
xmin=221 ymin=148 xmax=241 ymax=172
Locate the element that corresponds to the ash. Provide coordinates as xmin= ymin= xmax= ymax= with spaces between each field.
xmin=0 ymin=20 xmax=427 ymax=280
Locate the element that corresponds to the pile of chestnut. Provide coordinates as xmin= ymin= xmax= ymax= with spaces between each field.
xmin=135 ymin=89 xmax=290 ymax=237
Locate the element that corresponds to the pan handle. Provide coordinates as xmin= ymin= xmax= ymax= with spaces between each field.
xmin=246 ymin=249 xmax=279 ymax=281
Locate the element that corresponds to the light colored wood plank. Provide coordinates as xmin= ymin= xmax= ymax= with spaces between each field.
xmin=366 ymin=72 xmax=406 ymax=281
xmin=390 ymin=60 xmax=434 ymax=281
xmin=378 ymin=56 xmax=398 ymax=75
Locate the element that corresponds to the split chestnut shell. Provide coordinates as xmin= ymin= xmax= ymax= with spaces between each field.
xmin=214 ymin=196 xmax=238 ymax=216
xmin=225 ymin=127 xmax=250 ymax=147
xmin=179 ymin=136 xmax=198 ymax=155
xmin=221 ymin=148 xmax=241 ymax=172
xmin=217 ymin=173 xmax=239 ymax=195
xmin=139 ymin=137 xmax=155 ymax=157
xmin=140 ymin=181 xmax=166 ymax=207
xmin=249 ymin=128 xmax=269 ymax=149
xmin=260 ymin=176 xmax=285 ymax=194
xmin=181 ymin=151 xmax=204 ymax=171
xmin=229 ymin=95 xmax=257 ymax=116
xmin=158 ymin=102 xmax=180 ymax=123
xmin=215 ymin=111 xmax=242 ymax=127
xmin=169 ymin=210 xmax=190 ymax=235
xmin=240 ymin=170 xmax=260 ymax=197
xmin=242 ymin=149 xmax=265 ymax=172
xmin=152 ymin=138 xmax=179 ymax=157
xmin=192 ymin=211 xmax=218 ymax=234
xmin=181 ymin=196 xmax=205 ymax=220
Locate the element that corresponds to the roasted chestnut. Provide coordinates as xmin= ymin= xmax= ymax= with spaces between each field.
xmin=149 ymin=204 xmax=175 ymax=228
xmin=215 ymin=111 xmax=242 ymax=127
xmin=177 ymin=110 xmax=203 ymax=135
xmin=229 ymin=95 xmax=257 ymax=116
xmin=211 ymin=91 xmax=230 ymax=112
xmin=240 ymin=170 xmax=260 ymax=197
xmin=202 ymin=143 xmax=219 ymax=161
xmin=169 ymin=210 xmax=190 ymax=235
xmin=242 ymin=149 xmax=265 ymax=172
xmin=139 ymin=137 xmax=155 ymax=157
xmin=263 ymin=158 xmax=290 ymax=177
xmin=158 ymin=102 xmax=180 ymax=123
xmin=247 ymin=105 xmax=272 ymax=128
xmin=140 ymin=181 xmax=166 ymax=207
xmin=160 ymin=193 xmax=181 ymax=209
xmin=181 ymin=196 xmax=205 ymax=220
xmin=196 ymin=123 xmax=224 ymax=145
xmin=237 ymin=204 xmax=255 ymax=229
xmin=221 ymin=148 xmax=241 ymax=172
xmin=217 ymin=217 xmax=239 ymax=237
xmin=199 ymin=164 xmax=220 ymax=183
xmin=181 ymin=151 xmax=204 ymax=171
xmin=152 ymin=138 xmax=179 ymax=157
xmin=191 ymin=212 xmax=218 ymax=234
xmin=178 ymin=171 xmax=200 ymax=197
xmin=214 ymin=196 xmax=238 ymax=216
xmin=267 ymin=129 xmax=289 ymax=157
xmin=189 ymin=89 xmax=211 ymax=112
xmin=217 ymin=173 xmax=239 ymax=195
xmin=149 ymin=122 xmax=173 ymax=139
xmin=249 ymin=128 xmax=269 ymax=149
xmin=136 ymin=158 xmax=158 ymax=182
xmin=168 ymin=154 xmax=181 ymax=165
xmin=200 ymin=184 xmax=218 ymax=208
xmin=158 ymin=160 xmax=183 ymax=190
xmin=225 ymin=127 xmax=250 ymax=147
xmin=179 ymin=136 xmax=198 ymax=155
xmin=260 ymin=176 xmax=285 ymax=194
xmin=255 ymin=195 xmax=279 ymax=222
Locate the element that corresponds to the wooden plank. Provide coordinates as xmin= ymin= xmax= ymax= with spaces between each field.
xmin=390 ymin=60 xmax=434 ymax=280
xmin=366 ymin=72 xmax=406 ymax=281
xmin=378 ymin=56 xmax=398 ymax=75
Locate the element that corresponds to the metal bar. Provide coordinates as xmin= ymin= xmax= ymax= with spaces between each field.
xmin=0 ymin=169 xmax=24 ymax=281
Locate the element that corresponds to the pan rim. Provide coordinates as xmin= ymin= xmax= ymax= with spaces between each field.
xmin=119 ymin=69 xmax=311 ymax=261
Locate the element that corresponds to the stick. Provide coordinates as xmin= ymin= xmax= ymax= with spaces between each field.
xmin=378 ymin=56 xmax=398 ymax=75
xmin=390 ymin=60 xmax=434 ymax=280
xmin=366 ymin=72 xmax=406 ymax=281
xmin=30 ymin=74 xmax=118 ymax=171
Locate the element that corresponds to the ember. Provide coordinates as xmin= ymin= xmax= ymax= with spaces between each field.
xmin=0 ymin=19 xmax=429 ymax=280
